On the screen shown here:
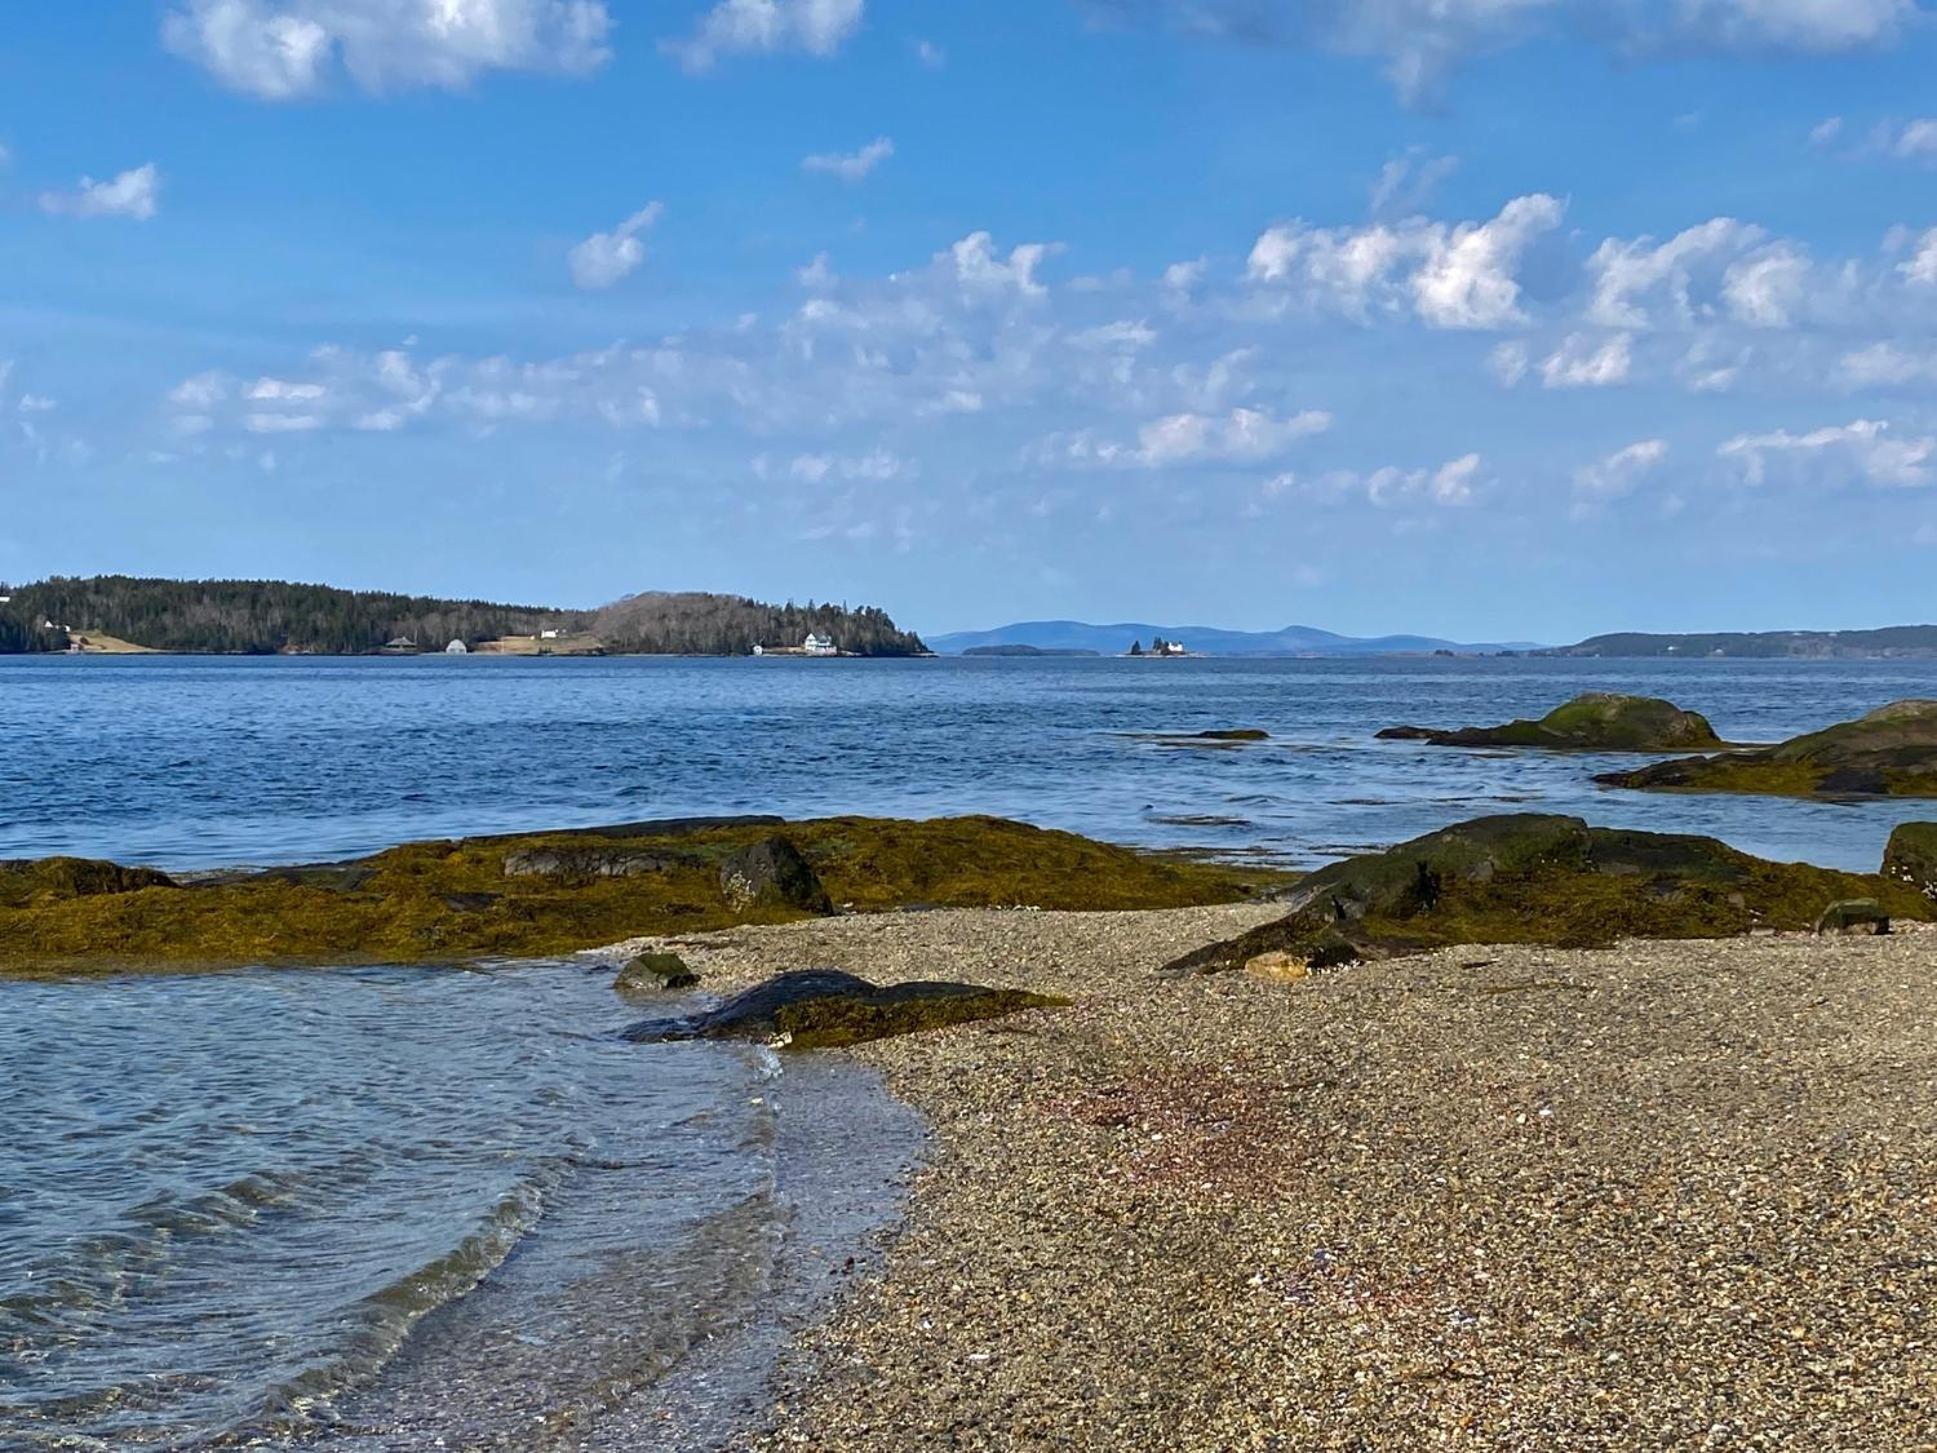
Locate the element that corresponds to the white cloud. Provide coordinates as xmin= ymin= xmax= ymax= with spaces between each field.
xmin=1368 ymin=149 xmax=1459 ymax=218
xmin=801 ymin=136 xmax=893 ymax=182
xmin=1900 ymin=228 xmax=1937 ymax=286
xmin=1288 ymin=451 xmax=1484 ymax=507
xmin=1587 ymin=218 xmax=1757 ymax=326
xmin=1540 ymin=332 xmax=1633 ymax=388
xmin=946 ymin=231 xmax=1060 ymax=298
xmin=912 ymin=37 xmax=945 ymax=66
xmin=1574 ymin=438 xmax=1668 ymax=501
xmin=17 ymin=395 xmax=57 ymax=414
xmin=569 ymin=203 xmax=663 ymax=290
xmin=247 ymin=377 xmax=327 ymax=401
xmin=1054 ymin=407 xmax=1330 ymax=469
xmin=39 ymin=164 xmax=161 ymax=221
xmin=1721 ymin=243 xmax=1810 ymax=326
xmin=667 ymin=0 xmax=864 ymax=71
xmin=1489 ymin=341 xmax=1530 ymax=387
xmin=1719 ymin=417 xmax=1935 ymax=488
xmin=1809 ymin=115 xmax=1844 ymax=145
xmin=1838 ymin=341 xmax=1937 ymax=386
xmin=244 ymin=412 xmax=324 ymax=433
xmin=163 ymin=0 xmax=612 ymax=99
xmin=1247 ymin=194 xmax=1563 ymax=329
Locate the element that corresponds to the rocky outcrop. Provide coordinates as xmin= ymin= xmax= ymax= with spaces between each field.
xmin=1164 ymin=813 xmax=1932 ymax=975
xmin=1600 ymin=699 xmax=1937 ymax=798
xmin=719 ymin=837 xmax=833 ymax=914
xmin=503 ymin=847 xmax=675 ymax=880
xmin=0 ymin=857 xmax=175 ymax=908
xmin=1882 ymin=822 xmax=1937 ymax=903
xmin=615 ymin=950 xmax=700 ymax=996
xmin=1814 ymin=900 xmax=1889 ymax=936
xmin=621 ymin=968 xmax=1067 ymax=1050
xmin=1378 ymin=693 xmax=1726 ymax=752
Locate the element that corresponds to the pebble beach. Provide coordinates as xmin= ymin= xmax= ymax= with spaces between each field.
xmin=612 ymin=907 xmax=1937 ymax=1452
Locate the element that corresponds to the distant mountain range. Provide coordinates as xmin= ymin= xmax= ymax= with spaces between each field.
xmin=927 ymin=620 xmax=1543 ymax=657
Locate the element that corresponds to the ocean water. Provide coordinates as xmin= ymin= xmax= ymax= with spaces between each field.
xmin=3 ymin=652 xmax=1936 ymax=873
xmin=6 ymin=652 xmax=1937 ymax=1446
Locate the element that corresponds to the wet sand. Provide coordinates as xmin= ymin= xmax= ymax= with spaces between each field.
xmin=604 ymin=906 xmax=1937 ymax=1451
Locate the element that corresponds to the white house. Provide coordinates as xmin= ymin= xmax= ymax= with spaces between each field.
xmin=445 ymin=639 xmax=468 ymax=654
xmin=803 ymin=632 xmax=837 ymax=656
xmin=540 ymin=628 xmax=561 ymax=641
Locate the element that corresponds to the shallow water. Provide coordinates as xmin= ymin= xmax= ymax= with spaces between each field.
xmin=0 ymin=962 xmax=917 ymax=1450
xmin=3 ymin=653 xmax=1936 ymax=872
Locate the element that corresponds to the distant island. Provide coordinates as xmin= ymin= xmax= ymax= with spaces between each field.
xmin=962 ymin=644 xmax=1101 ymax=658
xmin=0 ymin=576 xmax=927 ymax=658
xmin=929 ymin=620 xmax=1542 ymax=657
xmin=1545 ymin=627 xmax=1937 ymax=660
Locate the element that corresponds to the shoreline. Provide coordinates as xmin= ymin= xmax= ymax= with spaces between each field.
xmin=599 ymin=905 xmax=1937 ymax=1450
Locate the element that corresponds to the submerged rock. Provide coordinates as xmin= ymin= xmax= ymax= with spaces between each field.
xmin=1377 ymin=693 xmax=1726 ymax=752
xmin=1882 ymin=822 xmax=1937 ymax=903
xmin=615 ymin=950 xmax=700 ymax=996
xmin=1164 ymin=813 xmax=1932 ymax=975
xmin=718 ymin=837 xmax=833 ymax=915
xmin=620 ymin=968 xmax=1067 ymax=1050
xmin=1600 ymin=699 xmax=1937 ymax=798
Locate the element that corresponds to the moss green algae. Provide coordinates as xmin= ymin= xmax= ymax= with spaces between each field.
xmin=0 ymin=816 xmax=1280 ymax=978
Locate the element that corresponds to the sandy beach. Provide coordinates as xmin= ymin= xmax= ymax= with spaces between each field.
xmin=605 ymin=906 xmax=1937 ymax=1451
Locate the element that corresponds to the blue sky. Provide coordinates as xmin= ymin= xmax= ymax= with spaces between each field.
xmin=3 ymin=1 xmax=1937 ymax=640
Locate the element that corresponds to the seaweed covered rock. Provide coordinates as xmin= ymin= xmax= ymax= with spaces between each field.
xmin=620 ymin=969 xmax=1067 ymax=1050
xmin=1377 ymin=693 xmax=1725 ymax=752
xmin=615 ymin=950 xmax=699 ymax=996
xmin=0 ymin=857 xmax=175 ymax=909
xmin=1164 ymin=813 xmax=1932 ymax=975
xmin=1600 ymin=700 xmax=1937 ymax=798
xmin=1814 ymin=900 xmax=1890 ymax=936
xmin=719 ymin=836 xmax=833 ymax=914
xmin=1882 ymin=822 xmax=1937 ymax=903
xmin=504 ymin=846 xmax=676 ymax=880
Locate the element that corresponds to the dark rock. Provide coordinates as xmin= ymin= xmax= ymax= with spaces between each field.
xmin=1163 ymin=813 xmax=1933 ymax=975
xmin=1601 ymin=699 xmax=1937 ymax=798
xmin=0 ymin=857 xmax=176 ymax=908
xmin=1378 ymin=693 xmax=1726 ymax=752
xmin=718 ymin=837 xmax=832 ymax=914
xmin=1814 ymin=899 xmax=1890 ymax=936
xmin=439 ymin=892 xmax=500 ymax=912
xmin=502 ymin=847 xmax=674 ymax=880
xmin=1882 ymin=822 xmax=1937 ymax=903
xmin=1192 ymin=728 xmax=1270 ymax=742
xmin=620 ymin=968 xmax=1067 ymax=1049
xmin=615 ymin=950 xmax=700 ymax=996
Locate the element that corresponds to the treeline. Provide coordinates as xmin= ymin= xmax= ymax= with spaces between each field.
xmin=0 ymin=577 xmax=928 ymax=657
xmin=1557 ymin=627 xmax=1937 ymax=659
xmin=2 ymin=577 xmax=587 ymax=655
xmin=593 ymin=592 xmax=927 ymax=656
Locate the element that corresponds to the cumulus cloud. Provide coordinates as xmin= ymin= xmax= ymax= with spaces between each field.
xmin=163 ymin=0 xmax=612 ymax=99
xmin=1719 ymin=417 xmax=1935 ymax=488
xmin=946 ymin=231 xmax=1061 ymax=298
xmin=1586 ymin=218 xmax=1826 ymax=329
xmin=667 ymin=0 xmax=864 ymax=71
xmin=1540 ymin=332 xmax=1633 ymax=387
xmin=1247 ymin=193 xmax=1563 ymax=328
xmin=801 ymin=136 xmax=894 ymax=182
xmin=1574 ymin=438 xmax=1668 ymax=501
xmin=1839 ymin=341 xmax=1937 ymax=386
xmin=569 ymin=203 xmax=663 ymax=290
xmin=1901 ymin=228 xmax=1937 ymax=285
xmin=38 ymin=164 xmax=161 ymax=220
xmin=1280 ymin=451 xmax=1483 ymax=507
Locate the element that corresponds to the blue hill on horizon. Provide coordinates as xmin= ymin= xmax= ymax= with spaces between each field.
xmin=926 ymin=619 xmax=1545 ymax=657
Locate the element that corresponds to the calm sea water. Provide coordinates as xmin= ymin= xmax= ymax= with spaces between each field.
xmin=3 ymin=652 xmax=1935 ymax=872
xmin=6 ymin=653 xmax=1936 ymax=1446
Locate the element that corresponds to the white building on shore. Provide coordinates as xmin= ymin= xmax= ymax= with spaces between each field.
xmin=803 ymin=632 xmax=837 ymax=656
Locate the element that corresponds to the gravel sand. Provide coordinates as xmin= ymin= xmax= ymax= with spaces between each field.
xmin=613 ymin=907 xmax=1937 ymax=1451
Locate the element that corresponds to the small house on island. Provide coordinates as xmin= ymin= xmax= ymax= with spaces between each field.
xmin=803 ymin=632 xmax=837 ymax=657
xmin=445 ymin=639 xmax=468 ymax=655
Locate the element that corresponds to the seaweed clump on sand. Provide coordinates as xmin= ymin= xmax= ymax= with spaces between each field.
xmin=0 ymin=815 xmax=1280 ymax=978
xmin=1599 ymin=700 xmax=1937 ymax=798
xmin=1165 ymin=813 xmax=1933 ymax=976
xmin=1378 ymin=693 xmax=1726 ymax=752
xmin=622 ymin=969 xmax=1068 ymax=1050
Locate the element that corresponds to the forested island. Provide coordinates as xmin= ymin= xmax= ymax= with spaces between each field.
xmin=1551 ymin=626 xmax=1937 ymax=659
xmin=0 ymin=577 xmax=928 ymax=657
